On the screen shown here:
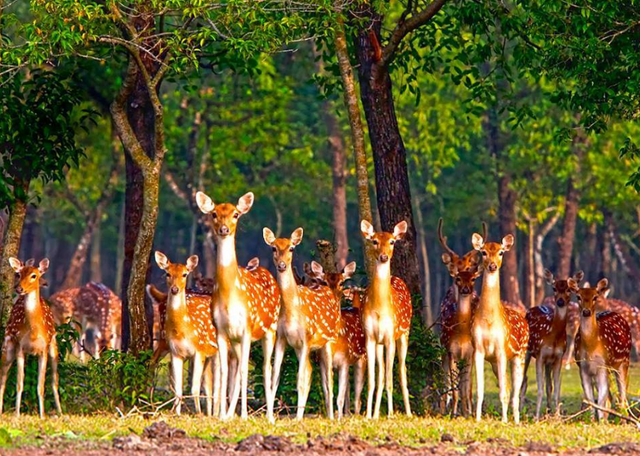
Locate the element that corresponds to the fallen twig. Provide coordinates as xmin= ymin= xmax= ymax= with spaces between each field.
xmin=583 ymin=400 xmax=640 ymax=428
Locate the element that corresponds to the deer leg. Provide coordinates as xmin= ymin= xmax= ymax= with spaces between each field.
xmin=496 ymin=352 xmax=509 ymax=423
xmin=190 ymin=352 xmax=205 ymax=414
xmin=212 ymin=355 xmax=221 ymax=417
xmin=552 ymin=358 xmax=563 ymax=415
xmin=0 ymin=341 xmax=16 ymax=415
xmin=354 ymin=357 xmax=365 ymax=416
xmin=262 ymin=329 xmax=275 ymax=412
xmin=596 ymin=367 xmax=609 ymax=422
xmin=545 ymin=363 xmax=553 ymax=413
xmin=227 ymin=352 xmax=239 ymax=414
xmin=325 ymin=344 xmax=335 ymax=419
xmin=202 ymin=358 xmax=213 ymax=417
xmin=474 ymin=350 xmax=485 ymax=422
xmin=344 ymin=371 xmax=351 ymax=416
xmin=217 ymin=337 xmax=229 ymax=419
xmin=535 ymin=356 xmax=544 ymax=420
xmin=15 ymin=351 xmax=25 ymax=417
xmin=336 ymin=363 xmax=348 ymax=419
xmin=398 ymin=333 xmax=411 ymax=416
xmin=385 ymin=338 xmax=396 ymax=417
xmin=442 ymin=352 xmax=452 ymax=415
xmin=373 ymin=344 xmax=385 ymax=419
xmin=268 ymin=334 xmax=287 ymax=422
xmin=615 ymin=362 xmax=629 ymax=411
xmin=511 ymin=355 xmax=525 ymax=424
xmin=239 ymin=334 xmax=251 ymax=419
xmin=520 ymin=351 xmax=531 ymax=408
xmin=463 ymin=355 xmax=474 ymax=418
xmin=579 ymin=365 xmax=596 ymax=421
xmin=365 ymin=337 xmax=376 ymax=419
xmin=295 ymin=344 xmax=311 ymax=420
xmin=37 ymin=353 xmax=48 ymax=418
xmin=171 ymin=355 xmax=184 ymax=415
xmin=319 ymin=350 xmax=329 ymax=414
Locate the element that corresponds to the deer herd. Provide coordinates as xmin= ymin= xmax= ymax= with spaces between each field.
xmin=0 ymin=191 xmax=637 ymax=424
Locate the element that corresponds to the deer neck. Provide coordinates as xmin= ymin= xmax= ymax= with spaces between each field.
xmin=457 ymin=292 xmax=473 ymax=326
xmin=24 ymin=288 xmax=44 ymax=331
xmin=579 ymin=313 xmax=600 ymax=352
xmin=477 ymin=270 xmax=502 ymax=322
xmin=551 ymin=307 xmax=568 ymax=337
xmin=215 ymin=235 xmax=239 ymax=296
xmin=167 ymin=289 xmax=187 ymax=318
xmin=276 ymin=266 xmax=301 ymax=321
xmin=368 ymin=261 xmax=392 ymax=314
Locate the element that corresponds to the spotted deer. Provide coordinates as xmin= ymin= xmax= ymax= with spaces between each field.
xmin=440 ymin=264 xmax=480 ymax=417
xmin=263 ymin=228 xmax=340 ymax=420
xmin=360 ymin=220 xmax=413 ymax=419
xmin=196 ymin=191 xmax=280 ymax=419
xmin=471 ymin=233 xmax=529 ymax=423
xmin=522 ymin=269 xmax=583 ymax=419
xmin=568 ymin=278 xmax=631 ymax=421
xmin=150 ymin=252 xmax=219 ymax=415
xmin=0 ymin=258 xmax=61 ymax=417
xmin=600 ymin=296 xmax=640 ymax=359
xmin=308 ymin=261 xmax=366 ymax=418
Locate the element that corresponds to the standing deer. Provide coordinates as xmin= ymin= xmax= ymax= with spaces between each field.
xmin=263 ymin=228 xmax=340 ymax=420
xmin=569 ymin=278 xmax=631 ymax=421
xmin=522 ymin=269 xmax=583 ymax=419
xmin=308 ymin=261 xmax=366 ymax=417
xmin=196 ymin=191 xmax=280 ymax=419
xmin=150 ymin=252 xmax=219 ymax=415
xmin=360 ymin=220 xmax=413 ymax=419
xmin=471 ymin=233 xmax=529 ymax=423
xmin=0 ymin=258 xmax=61 ymax=417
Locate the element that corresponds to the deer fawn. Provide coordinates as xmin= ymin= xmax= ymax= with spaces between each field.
xmin=196 ymin=191 xmax=280 ymax=419
xmin=150 ymin=252 xmax=220 ymax=415
xmin=568 ymin=278 xmax=631 ymax=421
xmin=471 ymin=233 xmax=529 ymax=423
xmin=0 ymin=258 xmax=61 ymax=417
xmin=308 ymin=261 xmax=366 ymax=418
xmin=360 ymin=220 xmax=413 ymax=419
xmin=522 ymin=270 xmax=583 ymax=419
xmin=263 ymin=228 xmax=340 ymax=420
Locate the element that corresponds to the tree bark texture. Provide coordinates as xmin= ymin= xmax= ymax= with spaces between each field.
xmin=534 ymin=211 xmax=560 ymax=304
xmin=413 ymin=195 xmax=432 ymax=325
xmin=326 ymin=108 xmax=349 ymax=270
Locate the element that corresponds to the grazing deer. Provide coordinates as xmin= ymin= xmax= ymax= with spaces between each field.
xmin=0 ymin=258 xmax=61 ymax=417
xmin=569 ymin=278 xmax=631 ymax=421
xmin=522 ymin=269 xmax=583 ymax=419
xmin=308 ymin=261 xmax=366 ymax=418
xmin=85 ymin=282 xmax=122 ymax=352
xmin=440 ymin=264 xmax=480 ymax=417
xmin=150 ymin=252 xmax=219 ymax=415
xmin=360 ymin=220 xmax=413 ymax=419
xmin=471 ymin=233 xmax=529 ymax=423
xmin=196 ymin=191 xmax=280 ymax=419
xmin=263 ymin=228 xmax=340 ymax=420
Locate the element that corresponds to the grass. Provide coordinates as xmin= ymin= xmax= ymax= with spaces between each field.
xmin=0 ymin=362 xmax=638 ymax=450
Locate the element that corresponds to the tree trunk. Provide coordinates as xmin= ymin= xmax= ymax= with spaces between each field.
xmin=534 ymin=211 xmax=560 ymax=304
xmin=333 ymin=18 xmax=376 ymax=276
xmin=0 ymin=180 xmax=29 ymax=326
xmin=327 ymin=108 xmax=349 ymax=270
xmin=557 ymin=182 xmax=579 ymax=279
xmin=584 ymin=222 xmax=597 ymax=283
xmin=354 ymin=19 xmax=421 ymax=296
xmin=115 ymin=200 xmax=126 ymax=297
xmin=601 ymin=218 xmax=612 ymax=279
xmin=413 ymin=195 xmax=432 ymax=325
xmin=61 ymin=217 xmax=96 ymax=290
xmin=524 ymin=219 xmax=535 ymax=308
xmin=90 ymin=225 xmax=102 ymax=283
xmin=607 ymin=214 xmax=640 ymax=283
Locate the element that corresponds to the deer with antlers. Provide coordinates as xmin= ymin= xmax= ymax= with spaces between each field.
xmin=307 ymin=261 xmax=366 ymax=417
xmin=471 ymin=233 xmax=529 ymax=423
xmin=568 ymin=278 xmax=631 ymax=421
xmin=196 ymin=191 xmax=281 ymax=419
xmin=522 ymin=269 xmax=583 ymax=419
xmin=149 ymin=252 xmax=219 ymax=415
xmin=263 ymin=228 xmax=340 ymax=420
xmin=360 ymin=220 xmax=413 ymax=419
xmin=0 ymin=258 xmax=61 ymax=417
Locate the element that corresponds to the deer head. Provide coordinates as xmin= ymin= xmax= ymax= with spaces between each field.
xmin=154 ymin=251 xmax=198 ymax=296
xmin=263 ymin=227 xmax=303 ymax=273
xmin=309 ymin=261 xmax=356 ymax=300
xmin=545 ymin=269 xmax=584 ymax=309
xmin=196 ymin=191 xmax=254 ymax=238
xmin=569 ymin=278 xmax=609 ymax=318
xmin=360 ymin=220 xmax=407 ymax=264
xmin=9 ymin=257 xmax=49 ymax=295
xmin=472 ymin=233 xmax=514 ymax=273
xmin=438 ymin=218 xmax=484 ymax=273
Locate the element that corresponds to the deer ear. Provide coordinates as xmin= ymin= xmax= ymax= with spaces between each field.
xmin=263 ymin=227 xmax=276 ymax=246
xmin=502 ymin=234 xmax=515 ymax=251
xmin=38 ymin=258 xmax=50 ymax=274
xmin=360 ymin=220 xmax=375 ymax=240
xmin=573 ymin=270 xmax=585 ymax=283
xmin=471 ymin=233 xmax=484 ymax=251
xmin=441 ymin=253 xmax=452 ymax=265
xmin=544 ymin=269 xmax=554 ymax=285
xmin=155 ymin=251 xmax=170 ymax=270
xmin=393 ymin=221 xmax=408 ymax=239
xmin=567 ymin=278 xmax=580 ymax=293
xmin=596 ymin=278 xmax=609 ymax=295
xmin=25 ymin=258 xmax=35 ymax=267
xmin=310 ymin=261 xmax=324 ymax=278
xmin=447 ymin=263 xmax=458 ymax=278
xmin=290 ymin=227 xmax=304 ymax=246
xmin=8 ymin=257 xmax=23 ymax=273
xmin=246 ymin=257 xmax=260 ymax=271
xmin=236 ymin=192 xmax=254 ymax=215
xmin=186 ymin=255 xmax=199 ymax=272
xmin=343 ymin=261 xmax=357 ymax=279
xmin=195 ymin=191 xmax=215 ymax=214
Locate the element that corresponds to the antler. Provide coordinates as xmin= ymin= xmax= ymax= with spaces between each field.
xmin=437 ymin=218 xmax=456 ymax=256
xmin=481 ymin=221 xmax=488 ymax=241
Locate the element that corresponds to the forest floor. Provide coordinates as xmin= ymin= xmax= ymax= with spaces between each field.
xmin=0 ymin=363 xmax=639 ymax=455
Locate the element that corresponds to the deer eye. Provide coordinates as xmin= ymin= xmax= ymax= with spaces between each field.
xmin=372 ymin=240 xmax=379 ymax=246
xmin=183 ymin=273 xmax=188 ymax=278
xmin=166 ymin=273 xmax=171 ymax=278
xmin=31 ymin=274 xmax=37 ymax=280
xmin=233 ymin=213 xmax=239 ymax=219
xmin=289 ymin=246 xmax=295 ymax=252
xmin=211 ymin=212 xmax=217 ymax=219
xmin=481 ymin=251 xmax=487 ymax=256
xmin=499 ymin=251 xmax=504 ymax=256
xmin=389 ymin=239 xmax=395 ymax=245
xmin=271 ymin=247 xmax=277 ymax=253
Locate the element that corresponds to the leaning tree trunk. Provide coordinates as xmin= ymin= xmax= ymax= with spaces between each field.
xmin=354 ymin=20 xmax=421 ymax=296
xmin=90 ymin=225 xmax=102 ymax=283
xmin=333 ymin=18 xmax=376 ymax=276
xmin=61 ymin=216 xmax=98 ymax=290
xmin=534 ymin=211 xmax=560 ymax=304
xmin=326 ymin=107 xmax=349 ymax=270
xmin=0 ymin=180 xmax=29 ymax=326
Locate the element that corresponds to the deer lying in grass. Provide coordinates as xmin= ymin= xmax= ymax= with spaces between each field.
xmin=522 ymin=269 xmax=583 ymax=419
xmin=569 ymin=278 xmax=631 ymax=421
xmin=0 ymin=258 xmax=61 ymax=417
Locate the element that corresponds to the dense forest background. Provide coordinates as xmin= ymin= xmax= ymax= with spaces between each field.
xmin=2 ymin=0 xmax=640 ymax=346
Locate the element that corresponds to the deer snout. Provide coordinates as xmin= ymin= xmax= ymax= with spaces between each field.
xmin=15 ymin=285 xmax=24 ymax=294
xmin=460 ymin=285 xmax=472 ymax=295
xmin=582 ymin=309 xmax=592 ymax=317
xmin=171 ymin=285 xmax=179 ymax=295
xmin=218 ymin=225 xmax=230 ymax=236
xmin=379 ymin=254 xmax=389 ymax=263
xmin=277 ymin=261 xmax=287 ymax=272
xmin=487 ymin=262 xmax=498 ymax=272
xmin=556 ymin=297 xmax=566 ymax=307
